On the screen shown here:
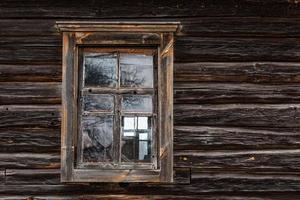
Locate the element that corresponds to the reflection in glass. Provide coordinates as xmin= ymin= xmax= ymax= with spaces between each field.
xmin=121 ymin=116 xmax=151 ymax=162
xmin=84 ymin=53 xmax=117 ymax=87
xmin=83 ymin=94 xmax=114 ymax=112
xmin=120 ymin=54 xmax=153 ymax=88
xmin=81 ymin=115 xmax=113 ymax=162
xmin=122 ymin=95 xmax=152 ymax=112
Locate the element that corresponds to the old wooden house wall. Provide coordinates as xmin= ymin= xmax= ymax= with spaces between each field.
xmin=1 ymin=0 xmax=300 ymax=199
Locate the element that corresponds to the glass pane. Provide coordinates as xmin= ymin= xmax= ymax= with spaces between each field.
xmin=120 ymin=54 xmax=153 ymax=88
xmin=123 ymin=117 xmax=136 ymax=130
xmin=122 ymin=95 xmax=152 ymax=112
xmin=81 ymin=115 xmax=113 ymax=163
xmin=84 ymin=53 xmax=117 ymax=87
xmin=83 ymin=94 xmax=114 ymax=112
xmin=121 ymin=116 xmax=151 ymax=163
xmin=138 ymin=117 xmax=148 ymax=130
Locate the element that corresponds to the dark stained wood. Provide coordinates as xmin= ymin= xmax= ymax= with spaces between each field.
xmin=30 ymin=194 xmax=300 ymax=200
xmin=5 ymin=169 xmax=60 ymax=185
xmin=174 ymin=104 xmax=300 ymax=127
xmin=2 ymin=174 xmax=300 ymax=195
xmin=3 ymin=168 xmax=188 ymax=185
xmin=174 ymin=83 xmax=300 ymax=104
xmin=0 ymin=128 xmax=60 ymax=153
xmin=0 ymin=64 xmax=61 ymax=82
xmin=175 ymin=37 xmax=300 ymax=62
xmin=179 ymin=17 xmax=300 ymax=37
xmin=3 ymin=37 xmax=300 ymax=63
xmin=0 ymin=153 xmax=60 ymax=169
xmin=0 ymin=0 xmax=300 ymax=18
xmin=0 ymin=47 xmax=61 ymax=63
xmin=175 ymin=149 xmax=300 ymax=171
xmin=174 ymin=126 xmax=300 ymax=150
xmin=174 ymin=62 xmax=300 ymax=84
xmin=0 ymin=105 xmax=60 ymax=128
xmin=4 ymin=17 xmax=300 ymax=38
xmin=0 ymin=169 xmax=4 ymax=184
xmin=2 ymin=0 xmax=300 ymax=198
xmin=0 ymin=82 xmax=61 ymax=104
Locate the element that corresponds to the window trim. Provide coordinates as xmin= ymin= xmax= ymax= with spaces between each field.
xmin=56 ymin=21 xmax=180 ymax=183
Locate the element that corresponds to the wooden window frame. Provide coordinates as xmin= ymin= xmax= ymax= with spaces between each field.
xmin=56 ymin=21 xmax=180 ymax=183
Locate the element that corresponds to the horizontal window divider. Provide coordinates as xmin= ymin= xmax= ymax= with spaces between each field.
xmin=82 ymin=88 xmax=154 ymax=95
xmin=120 ymin=112 xmax=153 ymax=116
xmin=82 ymin=111 xmax=114 ymax=115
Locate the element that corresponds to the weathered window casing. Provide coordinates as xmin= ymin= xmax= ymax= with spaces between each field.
xmin=56 ymin=22 xmax=180 ymax=182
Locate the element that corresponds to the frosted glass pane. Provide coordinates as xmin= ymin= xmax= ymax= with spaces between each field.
xmin=84 ymin=54 xmax=117 ymax=87
xmin=122 ymin=95 xmax=152 ymax=112
xmin=83 ymin=94 xmax=114 ymax=112
xmin=81 ymin=115 xmax=113 ymax=162
xmin=120 ymin=54 xmax=153 ymax=88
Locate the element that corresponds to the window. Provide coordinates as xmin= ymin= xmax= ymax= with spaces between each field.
xmin=56 ymin=21 xmax=180 ymax=182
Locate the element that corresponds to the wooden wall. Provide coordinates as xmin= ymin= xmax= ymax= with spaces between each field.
xmin=1 ymin=0 xmax=300 ymax=199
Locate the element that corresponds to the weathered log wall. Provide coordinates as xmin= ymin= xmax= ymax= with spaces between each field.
xmin=1 ymin=0 xmax=300 ymax=199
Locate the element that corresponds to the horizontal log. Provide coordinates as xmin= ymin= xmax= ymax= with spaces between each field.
xmin=0 ymin=36 xmax=60 ymax=47
xmin=0 ymin=0 xmax=299 ymax=18
xmin=0 ymin=47 xmax=61 ymax=63
xmin=29 ymin=194 xmax=300 ymax=200
xmin=5 ymin=169 xmax=60 ymax=185
xmin=0 ymin=64 xmax=61 ymax=82
xmin=3 ymin=17 xmax=300 ymax=37
xmin=0 ymin=128 xmax=60 ymax=153
xmin=174 ymin=104 xmax=300 ymax=127
xmin=174 ymin=83 xmax=300 ymax=104
xmin=2 ymin=37 xmax=300 ymax=62
xmin=175 ymin=149 xmax=300 ymax=170
xmin=0 ymin=105 xmax=60 ymax=128
xmin=0 ymin=82 xmax=61 ymax=104
xmin=0 ymin=153 xmax=60 ymax=169
xmin=4 ymin=168 xmax=189 ymax=185
xmin=174 ymin=62 xmax=300 ymax=83
xmin=175 ymin=37 xmax=300 ymax=62
xmin=1 ymin=173 xmax=300 ymax=194
xmin=179 ymin=17 xmax=300 ymax=37
xmin=174 ymin=126 xmax=300 ymax=150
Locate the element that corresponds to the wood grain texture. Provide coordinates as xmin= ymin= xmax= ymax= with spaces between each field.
xmin=0 ymin=153 xmax=60 ymax=169
xmin=0 ymin=0 xmax=300 ymax=18
xmin=174 ymin=126 xmax=300 ymax=150
xmin=0 ymin=128 xmax=60 ymax=153
xmin=5 ymin=169 xmax=60 ymax=185
xmin=3 ymin=37 xmax=300 ymax=63
xmin=175 ymin=37 xmax=300 ymax=62
xmin=30 ymin=194 xmax=300 ymax=200
xmin=1 ymin=174 xmax=300 ymax=194
xmin=3 ymin=17 xmax=300 ymax=38
xmin=0 ymin=169 xmax=4 ymax=185
xmin=174 ymin=62 xmax=300 ymax=83
xmin=0 ymin=64 xmax=61 ymax=82
xmin=174 ymin=83 xmax=300 ymax=104
xmin=3 ymin=168 xmax=189 ymax=185
xmin=175 ymin=149 xmax=300 ymax=171
xmin=0 ymin=82 xmax=61 ymax=104
xmin=174 ymin=104 xmax=300 ymax=127
xmin=0 ymin=105 xmax=60 ymax=128
xmin=0 ymin=47 xmax=61 ymax=63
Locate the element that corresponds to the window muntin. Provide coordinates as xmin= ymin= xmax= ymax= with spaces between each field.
xmin=77 ymin=48 xmax=157 ymax=169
